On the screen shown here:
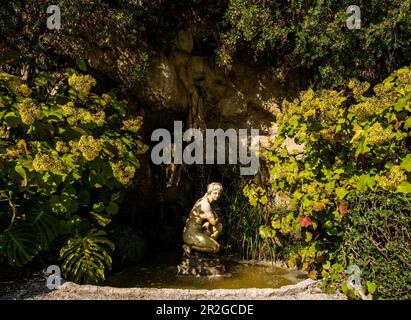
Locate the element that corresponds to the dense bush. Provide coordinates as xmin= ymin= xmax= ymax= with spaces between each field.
xmin=0 ymin=70 xmax=147 ymax=284
xmin=244 ymin=66 xmax=410 ymax=297
xmin=219 ymin=0 xmax=411 ymax=87
xmin=1 ymin=1 xmax=410 ymax=88
xmin=109 ymin=224 xmax=146 ymax=268
xmin=344 ymin=191 xmax=410 ymax=300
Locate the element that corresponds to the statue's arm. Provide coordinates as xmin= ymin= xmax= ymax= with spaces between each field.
xmin=200 ymin=202 xmax=218 ymax=226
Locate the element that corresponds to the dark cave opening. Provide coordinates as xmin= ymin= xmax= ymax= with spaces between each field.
xmin=114 ymin=161 xmax=245 ymax=271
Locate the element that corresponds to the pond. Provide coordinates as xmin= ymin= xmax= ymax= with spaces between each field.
xmin=104 ymin=252 xmax=306 ymax=290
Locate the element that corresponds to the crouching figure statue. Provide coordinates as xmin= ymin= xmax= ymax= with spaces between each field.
xmin=182 ymin=182 xmax=223 ymax=255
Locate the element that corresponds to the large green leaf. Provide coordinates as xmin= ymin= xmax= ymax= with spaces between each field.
xmin=335 ymin=187 xmax=348 ymax=199
xmin=14 ymin=163 xmax=27 ymax=186
xmin=3 ymin=224 xmax=40 ymax=267
xmin=396 ymin=181 xmax=411 ymax=193
xmin=259 ymin=225 xmax=273 ymax=239
xmin=356 ymin=174 xmax=375 ymax=192
xmin=30 ymin=209 xmax=60 ymax=249
xmin=400 ymin=154 xmax=411 ymax=172
xmin=60 ymin=229 xmax=114 ymax=284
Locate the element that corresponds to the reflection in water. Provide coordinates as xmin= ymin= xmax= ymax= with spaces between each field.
xmin=105 ymin=254 xmax=305 ymax=290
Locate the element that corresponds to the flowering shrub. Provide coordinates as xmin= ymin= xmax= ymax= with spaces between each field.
xmin=244 ymin=66 xmax=411 ymax=296
xmin=0 ymin=70 xmax=147 ymax=284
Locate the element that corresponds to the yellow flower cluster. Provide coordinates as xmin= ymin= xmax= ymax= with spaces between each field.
xmin=301 ymin=180 xmax=320 ymax=194
xmin=315 ymin=90 xmax=345 ymax=121
xmin=366 ymin=122 xmax=395 ymax=145
xmin=0 ymin=72 xmax=31 ymax=97
xmin=55 ymin=141 xmax=70 ymax=153
xmin=77 ymin=136 xmax=102 ymax=161
xmin=60 ymin=102 xmax=105 ymax=126
xmin=0 ymin=127 xmax=7 ymax=139
xmin=375 ymin=166 xmax=406 ymax=191
xmin=348 ymin=79 xmax=370 ymax=98
xmin=87 ymin=111 xmax=105 ymax=127
xmin=271 ymin=162 xmax=299 ymax=185
xmin=394 ymin=67 xmax=411 ymax=86
xmin=17 ymin=99 xmax=43 ymax=125
xmin=32 ymin=153 xmax=64 ymax=172
xmin=349 ymin=70 xmax=410 ymax=119
xmin=279 ymin=89 xmax=316 ymax=125
xmin=112 ymin=139 xmax=126 ymax=158
xmin=101 ymin=93 xmax=112 ymax=105
xmin=122 ymin=116 xmax=143 ymax=133
xmin=68 ymin=141 xmax=80 ymax=156
xmin=60 ymin=102 xmax=76 ymax=115
xmin=73 ymin=109 xmax=105 ymax=127
xmin=350 ymin=97 xmax=391 ymax=119
xmin=373 ymin=81 xmax=395 ymax=98
xmin=111 ymin=161 xmax=136 ymax=185
xmin=394 ymin=67 xmax=411 ymax=93
xmin=0 ymin=72 xmax=10 ymax=80
xmin=10 ymin=81 xmax=32 ymax=97
xmin=68 ymin=74 xmax=96 ymax=98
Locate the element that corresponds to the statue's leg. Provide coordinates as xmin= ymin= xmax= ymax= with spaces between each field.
xmin=191 ymin=246 xmax=211 ymax=253
xmin=191 ymin=233 xmax=220 ymax=253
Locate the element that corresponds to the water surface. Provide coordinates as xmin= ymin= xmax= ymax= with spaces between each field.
xmin=105 ymin=253 xmax=305 ymax=290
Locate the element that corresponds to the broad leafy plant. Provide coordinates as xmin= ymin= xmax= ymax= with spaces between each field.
xmin=60 ymin=229 xmax=115 ymax=285
xmin=0 ymin=69 xmax=147 ymax=283
xmin=244 ymin=66 xmax=411 ymax=297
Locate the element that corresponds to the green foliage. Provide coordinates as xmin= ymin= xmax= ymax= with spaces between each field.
xmin=0 ymin=198 xmax=60 ymax=267
xmin=2 ymin=224 xmax=40 ymax=267
xmin=219 ymin=0 xmax=411 ymax=87
xmin=60 ymin=229 xmax=114 ymax=285
xmin=243 ymin=66 xmax=410 ymax=295
xmin=220 ymin=176 xmax=276 ymax=260
xmin=2 ymin=1 xmax=410 ymax=89
xmin=0 ymin=70 xmax=147 ymax=283
xmin=109 ymin=224 xmax=146 ymax=266
xmin=344 ymin=192 xmax=411 ymax=300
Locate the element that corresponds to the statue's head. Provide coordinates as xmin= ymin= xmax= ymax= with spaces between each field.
xmin=206 ymin=182 xmax=223 ymax=202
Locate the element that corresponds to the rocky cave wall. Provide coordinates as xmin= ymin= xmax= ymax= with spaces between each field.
xmin=83 ymin=29 xmax=309 ymax=248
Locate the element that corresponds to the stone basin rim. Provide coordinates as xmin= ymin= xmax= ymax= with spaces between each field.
xmin=55 ymin=278 xmax=317 ymax=295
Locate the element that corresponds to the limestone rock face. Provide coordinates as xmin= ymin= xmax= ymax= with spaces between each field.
xmin=281 ymin=137 xmax=305 ymax=158
xmin=140 ymin=55 xmax=188 ymax=110
xmin=175 ymin=30 xmax=193 ymax=53
xmin=82 ymin=28 xmax=306 ymax=135
xmin=76 ymin=28 xmax=308 ymax=222
xmin=218 ymin=91 xmax=248 ymax=118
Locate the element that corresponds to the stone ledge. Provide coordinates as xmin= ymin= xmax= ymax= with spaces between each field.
xmin=29 ymin=279 xmax=346 ymax=300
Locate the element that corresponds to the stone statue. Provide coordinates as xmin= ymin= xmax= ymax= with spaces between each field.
xmin=182 ymin=182 xmax=223 ymax=255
